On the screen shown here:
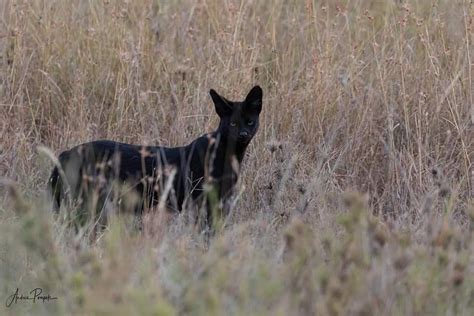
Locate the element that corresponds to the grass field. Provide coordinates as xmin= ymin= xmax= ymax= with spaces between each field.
xmin=0 ymin=0 xmax=473 ymax=315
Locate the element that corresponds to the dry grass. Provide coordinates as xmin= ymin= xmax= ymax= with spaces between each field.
xmin=0 ymin=0 xmax=473 ymax=315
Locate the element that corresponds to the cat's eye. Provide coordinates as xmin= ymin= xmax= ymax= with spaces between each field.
xmin=247 ymin=120 xmax=254 ymax=126
xmin=230 ymin=122 xmax=237 ymax=127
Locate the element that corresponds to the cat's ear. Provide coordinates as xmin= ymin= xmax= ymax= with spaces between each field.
xmin=210 ymin=89 xmax=233 ymax=118
xmin=245 ymin=85 xmax=262 ymax=114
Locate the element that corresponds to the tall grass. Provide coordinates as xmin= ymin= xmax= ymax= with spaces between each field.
xmin=0 ymin=0 xmax=472 ymax=315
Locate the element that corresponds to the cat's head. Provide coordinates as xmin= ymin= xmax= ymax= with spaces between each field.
xmin=210 ymin=85 xmax=262 ymax=144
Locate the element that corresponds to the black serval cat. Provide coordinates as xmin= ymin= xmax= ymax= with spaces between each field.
xmin=49 ymin=86 xmax=263 ymax=233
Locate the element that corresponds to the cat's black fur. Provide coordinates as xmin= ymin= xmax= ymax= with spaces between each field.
xmin=49 ymin=86 xmax=262 ymax=231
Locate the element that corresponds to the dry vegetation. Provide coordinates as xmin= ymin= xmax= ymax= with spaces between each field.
xmin=0 ymin=0 xmax=473 ymax=315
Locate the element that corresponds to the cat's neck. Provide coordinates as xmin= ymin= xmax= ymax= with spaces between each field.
xmin=211 ymin=131 xmax=248 ymax=164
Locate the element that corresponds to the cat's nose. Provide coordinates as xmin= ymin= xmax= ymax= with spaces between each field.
xmin=239 ymin=131 xmax=249 ymax=138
